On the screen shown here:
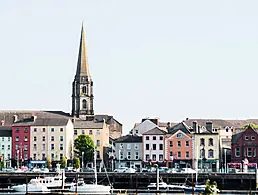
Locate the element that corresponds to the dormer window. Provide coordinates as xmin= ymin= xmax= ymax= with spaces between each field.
xmin=251 ymin=136 xmax=255 ymax=140
xmin=177 ymin=133 xmax=183 ymax=138
xmin=245 ymin=136 xmax=249 ymax=140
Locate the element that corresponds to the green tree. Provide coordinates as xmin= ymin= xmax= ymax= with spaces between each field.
xmin=204 ymin=179 xmax=218 ymax=195
xmin=60 ymin=156 xmax=67 ymax=169
xmin=242 ymin=123 xmax=258 ymax=129
xmin=0 ymin=157 xmax=4 ymax=170
xmin=46 ymin=157 xmax=52 ymax=169
xmin=73 ymin=157 xmax=80 ymax=169
xmin=74 ymin=134 xmax=94 ymax=165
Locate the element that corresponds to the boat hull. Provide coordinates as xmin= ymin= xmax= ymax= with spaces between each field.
xmin=69 ymin=184 xmax=111 ymax=194
xmin=11 ymin=184 xmax=50 ymax=192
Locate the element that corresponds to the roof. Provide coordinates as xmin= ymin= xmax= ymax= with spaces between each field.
xmin=168 ymin=122 xmax=191 ymax=135
xmin=0 ymin=126 xmax=12 ymax=137
xmin=142 ymin=127 xmax=166 ymax=135
xmin=13 ymin=118 xmax=70 ymax=127
xmin=0 ymin=110 xmax=71 ymax=126
xmin=74 ymin=120 xmax=104 ymax=129
xmin=232 ymin=126 xmax=258 ymax=144
xmin=115 ymin=135 xmax=142 ymax=143
xmin=184 ymin=119 xmax=233 ymax=129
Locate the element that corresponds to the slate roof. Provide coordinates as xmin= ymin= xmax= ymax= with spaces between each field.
xmin=13 ymin=118 xmax=70 ymax=126
xmin=0 ymin=110 xmax=71 ymax=126
xmin=74 ymin=120 xmax=104 ymax=129
xmin=184 ymin=119 xmax=233 ymax=128
xmin=115 ymin=135 xmax=142 ymax=143
xmin=0 ymin=126 xmax=12 ymax=137
xmin=168 ymin=122 xmax=191 ymax=135
xmin=142 ymin=127 xmax=166 ymax=135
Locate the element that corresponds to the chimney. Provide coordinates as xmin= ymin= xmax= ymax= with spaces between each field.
xmin=31 ymin=115 xmax=37 ymax=122
xmin=193 ymin=121 xmax=198 ymax=133
xmin=1 ymin=120 xmax=4 ymax=126
xmin=206 ymin=121 xmax=213 ymax=132
xmin=13 ymin=115 xmax=18 ymax=123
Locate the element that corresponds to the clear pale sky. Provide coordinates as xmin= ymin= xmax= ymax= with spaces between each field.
xmin=0 ymin=1 xmax=258 ymax=135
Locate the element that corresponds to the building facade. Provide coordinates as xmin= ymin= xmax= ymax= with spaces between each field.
xmin=166 ymin=122 xmax=193 ymax=168
xmin=0 ymin=126 xmax=12 ymax=168
xmin=114 ymin=135 xmax=142 ymax=171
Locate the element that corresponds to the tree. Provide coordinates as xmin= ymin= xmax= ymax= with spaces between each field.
xmin=242 ymin=123 xmax=258 ymax=129
xmin=74 ymin=134 xmax=95 ymax=165
xmin=60 ymin=156 xmax=67 ymax=169
xmin=0 ymin=157 xmax=4 ymax=170
xmin=46 ymin=157 xmax=52 ymax=169
xmin=204 ymin=179 xmax=218 ymax=195
xmin=73 ymin=157 xmax=80 ymax=169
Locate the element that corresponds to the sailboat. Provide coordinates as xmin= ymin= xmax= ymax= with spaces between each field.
xmin=69 ymin=148 xmax=111 ymax=194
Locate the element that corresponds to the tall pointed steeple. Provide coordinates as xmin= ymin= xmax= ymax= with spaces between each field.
xmin=72 ymin=24 xmax=94 ymax=119
xmin=76 ymin=23 xmax=90 ymax=77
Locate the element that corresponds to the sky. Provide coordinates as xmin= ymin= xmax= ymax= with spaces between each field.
xmin=0 ymin=0 xmax=258 ymax=135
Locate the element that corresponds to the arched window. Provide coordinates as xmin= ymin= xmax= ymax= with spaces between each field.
xmin=208 ymin=138 xmax=213 ymax=146
xmin=82 ymin=100 xmax=87 ymax=109
xmin=200 ymin=148 xmax=205 ymax=158
xmin=200 ymin=138 xmax=205 ymax=146
xmin=82 ymin=86 xmax=86 ymax=94
xmin=208 ymin=149 xmax=214 ymax=158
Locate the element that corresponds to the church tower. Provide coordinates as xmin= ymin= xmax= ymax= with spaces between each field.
xmin=72 ymin=24 xmax=94 ymax=119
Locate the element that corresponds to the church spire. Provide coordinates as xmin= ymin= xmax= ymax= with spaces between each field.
xmin=76 ymin=23 xmax=90 ymax=77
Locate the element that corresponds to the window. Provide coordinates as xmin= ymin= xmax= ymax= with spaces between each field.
xmin=146 ymin=136 xmax=149 ymax=140
xmin=134 ymin=144 xmax=139 ymax=150
xmin=186 ymin=141 xmax=189 ymax=147
xmin=96 ymin=140 xmax=100 ymax=146
xmin=127 ymin=144 xmax=131 ymax=150
xmin=127 ymin=151 xmax=131 ymax=159
xmin=33 ymin=128 xmax=37 ymax=132
xmin=146 ymin=154 xmax=150 ymax=161
xmin=51 ymin=136 xmax=54 ymax=141
xmin=96 ymin=150 xmax=100 ymax=159
xmin=42 ymin=144 xmax=45 ymax=150
xmin=251 ymin=136 xmax=255 ymax=140
xmin=152 ymin=154 xmax=156 ymax=161
xmin=33 ymin=144 xmax=37 ymax=151
xmin=51 ymin=128 xmax=54 ymax=132
xmin=153 ymin=136 xmax=156 ymax=140
xmin=208 ymin=149 xmax=214 ymax=158
xmin=159 ymin=154 xmax=163 ymax=161
xmin=1 ymin=145 xmax=4 ymax=150
xmin=120 ymin=151 xmax=123 ymax=159
xmin=59 ymin=153 xmax=63 ymax=160
xmin=96 ymin=130 xmax=100 ymax=135
xmin=146 ymin=144 xmax=149 ymax=150
xmin=60 ymin=144 xmax=63 ymax=150
xmin=8 ymin=145 xmax=10 ymax=150
xmin=169 ymin=152 xmax=173 ymax=160
xmin=16 ymin=136 xmax=19 ymax=142
xmin=51 ymin=144 xmax=54 ymax=150
xmin=186 ymin=151 xmax=189 ymax=158
xmin=200 ymin=138 xmax=205 ymax=146
xmin=254 ymin=148 xmax=256 ymax=157
xmin=82 ymin=86 xmax=86 ymax=93
xmin=1 ymin=137 xmax=4 ymax=141
xmin=15 ymin=128 xmax=19 ymax=133
xmin=51 ymin=153 xmax=54 ymax=160
xmin=235 ymin=147 xmax=240 ymax=157
xmin=135 ymin=152 xmax=139 ymax=160
xmin=200 ymin=149 xmax=205 ymax=158
xmin=24 ymin=145 xmax=28 ymax=151
xmin=43 ymin=128 xmax=46 ymax=132
xmin=245 ymin=136 xmax=249 ymax=140
xmin=60 ymin=136 xmax=64 ymax=141
xmin=160 ymin=136 xmax=163 ymax=140
xmin=34 ymin=136 xmax=37 ymax=141
xmin=24 ymin=128 xmax=28 ymax=133
xmin=248 ymin=148 xmax=252 ymax=157
xmin=159 ymin=144 xmax=163 ymax=150
xmin=15 ymin=144 xmax=19 ymax=150
xmin=8 ymin=137 xmax=10 ymax=142
xmin=177 ymin=133 xmax=183 ymax=138
xmin=74 ymin=130 xmax=77 ymax=135
xmin=152 ymin=144 xmax=156 ymax=150
xmin=120 ymin=143 xmax=123 ymax=149
xmin=208 ymin=138 xmax=213 ymax=146
xmin=81 ymin=129 xmax=85 ymax=134
xmin=24 ymin=136 xmax=28 ymax=142
xmin=33 ymin=153 xmax=37 ymax=160
xmin=89 ymin=130 xmax=92 ymax=135
xmin=42 ymin=153 xmax=46 ymax=160
xmin=178 ymin=152 xmax=181 ymax=158
xmin=82 ymin=99 xmax=87 ymax=109
xmin=178 ymin=141 xmax=181 ymax=147
xmin=60 ymin=128 xmax=63 ymax=132
xmin=42 ymin=136 xmax=45 ymax=141
xmin=135 ymin=130 xmax=138 ymax=134
xmin=169 ymin=141 xmax=173 ymax=147
xmin=7 ymin=154 xmax=10 ymax=159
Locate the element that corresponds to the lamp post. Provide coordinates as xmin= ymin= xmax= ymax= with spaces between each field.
xmin=224 ymin=148 xmax=227 ymax=173
xmin=118 ymin=150 xmax=121 ymax=168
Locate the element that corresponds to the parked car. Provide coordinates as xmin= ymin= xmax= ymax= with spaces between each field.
xmin=114 ymin=167 xmax=128 ymax=173
xmin=181 ymin=168 xmax=197 ymax=173
xmin=125 ymin=168 xmax=136 ymax=173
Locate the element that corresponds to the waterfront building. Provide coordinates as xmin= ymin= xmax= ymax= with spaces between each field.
xmin=166 ymin=122 xmax=193 ymax=168
xmin=114 ymin=135 xmax=142 ymax=170
xmin=12 ymin=117 xmax=74 ymax=166
xmin=192 ymin=121 xmax=220 ymax=172
xmin=0 ymin=125 xmax=12 ymax=168
xmin=231 ymin=125 xmax=258 ymax=170
xmin=142 ymin=127 xmax=166 ymax=167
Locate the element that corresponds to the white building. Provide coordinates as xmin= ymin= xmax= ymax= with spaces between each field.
xmin=0 ymin=126 xmax=12 ymax=168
